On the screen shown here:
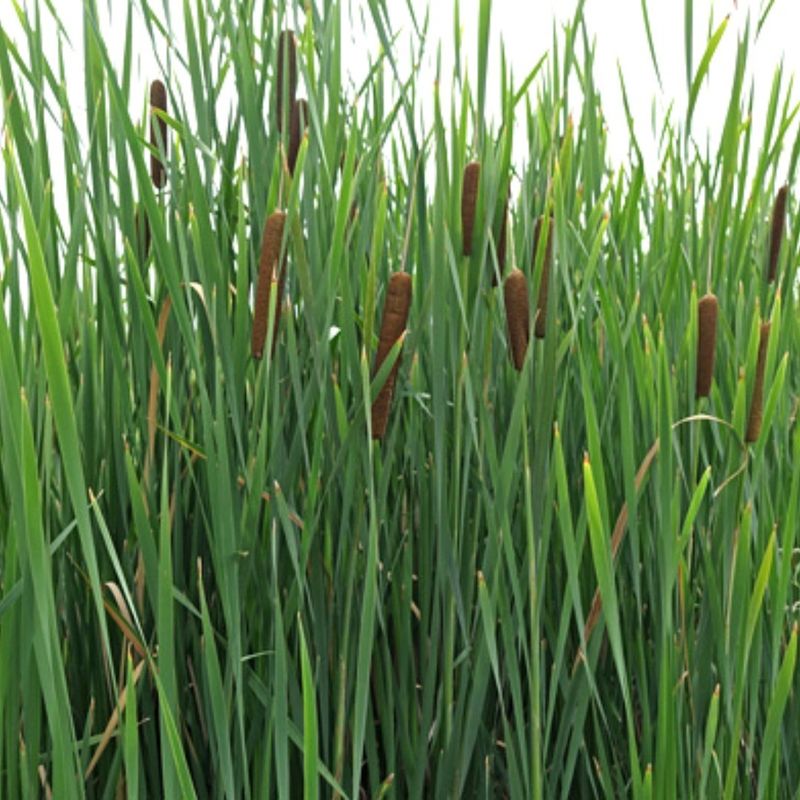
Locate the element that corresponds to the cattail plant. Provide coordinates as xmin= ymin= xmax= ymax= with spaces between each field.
xmin=8 ymin=3 xmax=800 ymax=797
xmin=150 ymin=79 xmax=168 ymax=188
xmin=273 ymin=30 xmax=298 ymax=133
xmin=533 ymin=215 xmax=553 ymax=339
xmin=288 ymin=98 xmax=309 ymax=175
xmin=371 ymin=272 xmax=412 ymax=439
xmin=695 ymin=293 xmax=718 ymax=398
xmin=767 ymin=184 xmax=788 ymax=283
xmin=252 ymin=211 xmax=287 ymax=359
xmin=461 ymin=160 xmax=480 ymax=256
xmin=745 ymin=321 xmax=771 ymax=443
xmin=504 ymin=268 xmax=529 ymax=370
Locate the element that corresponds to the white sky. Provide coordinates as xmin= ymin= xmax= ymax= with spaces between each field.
xmin=1 ymin=0 xmax=799 ymax=191
xmin=338 ymin=0 xmax=800 ymax=174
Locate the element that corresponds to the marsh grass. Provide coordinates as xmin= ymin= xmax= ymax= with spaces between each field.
xmin=0 ymin=0 xmax=798 ymax=798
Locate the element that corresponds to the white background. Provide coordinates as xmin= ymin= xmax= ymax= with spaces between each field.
xmin=1 ymin=0 xmax=799 ymax=184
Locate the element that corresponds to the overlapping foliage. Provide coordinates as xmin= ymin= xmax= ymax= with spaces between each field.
xmin=0 ymin=0 xmax=798 ymax=796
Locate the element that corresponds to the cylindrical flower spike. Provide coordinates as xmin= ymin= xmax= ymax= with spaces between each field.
xmin=461 ymin=161 xmax=480 ymax=256
xmin=371 ymin=272 xmax=412 ymax=439
xmin=695 ymin=293 xmax=718 ymax=398
xmin=504 ymin=268 xmax=530 ymax=370
xmin=252 ymin=211 xmax=287 ymax=359
xmin=745 ymin=321 xmax=771 ymax=443
xmin=150 ymin=79 xmax=168 ymax=188
xmin=767 ymin=184 xmax=788 ymax=283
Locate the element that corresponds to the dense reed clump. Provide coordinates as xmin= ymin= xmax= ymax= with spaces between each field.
xmin=371 ymin=272 xmax=412 ymax=439
xmin=695 ymin=292 xmax=718 ymax=398
xmin=745 ymin=321 xmax=771 ymax=442
xmin=533 ymin=214 xmax=553 ymax=339
xmin=149 ymin=79 xmax=167 ymax=188
xmin=461 ymin=160 xmax=480 ymax=256
xmin=767 ymin=184 xmax=789 ymax=282
xmin=504 ymin=268 xmax=530 ymax=370
xmin=274 ymin=30 xmax=298 ymax=132
xmin=252 ymin=210 xmax=287 ymax=359
xmin=288 ymin=98 xmax=309 ymax=175
xmin=3 ymin=2 xmax=800 ymax=798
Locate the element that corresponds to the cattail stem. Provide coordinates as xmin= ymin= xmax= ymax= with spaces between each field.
xmin=493 ymin=190 xmax=509 ymax=285
xmin=271 ymin=253 xmax=289 ymax=357
xmin=150 ymin=80 xmax=167 ymax=189
xmin=767 ymin=184 xmax=788 ymax=283
xmin=288 ymin=98 xmax=309 ymax=175
xmin=274 ymin=30 xmax=298 ymax=133
xmin=745 ymin=321 xmax=771 ymax=443
xmin=371 ymin=272 xmax=412 ymax=439
xmin=695 ymin=293 xmax=718 ymax=398
xmin=461 ymin=161 xmax=480 ymax=256
xmin=533 ymin=215 xmax=553 ymax=339
xmin=504 ymin=268 xmax=529 ymax=370
xmin=134 ymin=204 xmax=151 ymax=261
xmin=252 ymin=211 xmax=287 ymax=359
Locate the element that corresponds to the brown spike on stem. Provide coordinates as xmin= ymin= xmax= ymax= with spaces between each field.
xmin=767 ymin=184 xmax=788 ymax=283
xmin=371 ymin=272 xmax=412 ymax=439
xmin=288 ymin=98 xmax=309 ymax=175
xmin=274 ymin=30 xmax=298 ymax=133
xmin=150 ymin=80 xmax=168 ymax=189
xmin=461 ymin=161 xmax=480 ymax=256
xmin=695 ymin=293 xmax=718 ymax=398
xmin=533 ymin=215 xmax=553 ymax=339
xmin=504 ymin=268 xmax=529 ymax=371
xmin=745 ymin=322 xmax=771 ymax=443
xmin=252 ymin=211 xmax=287 ymax=359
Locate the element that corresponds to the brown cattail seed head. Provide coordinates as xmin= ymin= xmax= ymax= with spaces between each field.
xmin=150 ymin=80 xmax=168 ymax=188
xmin=695 ymin=293 xmax=718 ymax=398
xmin=252 ymin=211 xmax=287 ymax=359
xmin=461 ymin=161 xmax=480 ymax=256
xmin=288 ymin=98 xmax=309 ymax=175
xmin=767 ymin=184 xmax=788 ymax=283
xmin=371 ymin=272 xmax=412 ymax=439
xmin=533 ymin=215 xmax=553 ymax=339
xmin=745 ymin=321 xmax=771 ymax=443
xmin=274 ymin=30 xmax=298 ymax=133
xmin=504 ymin=268 xmax=530 ymax=371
